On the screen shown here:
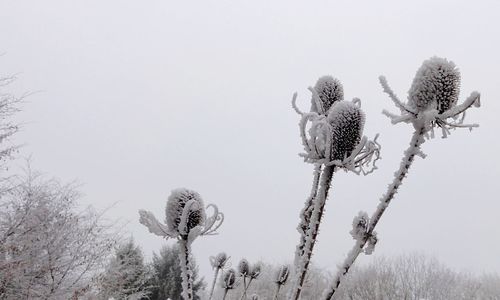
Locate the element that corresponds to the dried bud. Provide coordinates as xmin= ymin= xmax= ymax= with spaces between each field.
xmin=327 ymin=101 xmax=365 ymax=161
xmin=211 ymin=252 xmax=229 ymax=269
xmin=238 ymin=258 xmax=250 ymax=276
xmin=250 ymin=263 xmax=261 ymax=279
xmin=311 ymin=76 xmax=344 ymax=114
xmin=350 ymin=211 xmax=369 ymax=241
xmin=221 ymin=268 xmax=237 ymax=289
xmin=275 ymin=265 xmax=290 ymax=285
xmin=408 ymin=57 xmax=460 ymax=114
xmin=165 ymin=188 xmax=206 ymax=236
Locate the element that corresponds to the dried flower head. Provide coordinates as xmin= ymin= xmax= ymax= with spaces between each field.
xmin=165 ymin=188 xmax=206 ymax=236
xmin=250 ymin=264 xmax=261 ymax=279
xmin=380 ymin=57 xmax=480 ymax=138
xmin=210 ymin=252 xmax=229 ymax=269
xmin=222 ymin=269 xmax=237 ymax=289
xmin=327 ymin=101 xmax=365 ymax=162
xmin=311 ymin=76 xmax=344 ymax=115
xmin=238 ymin=258 xmax=250 ymax=277
xmin=408 ymin=57 xmax=460 ymax=114
xmin=275 ymin=265 xmax=290 ymax=285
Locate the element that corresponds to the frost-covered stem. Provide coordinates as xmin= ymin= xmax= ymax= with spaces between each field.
xmin=222 ymin=289 xmax=229 ymax=300
xmin=322 ymin=127 xmax=426 ymax=300
xmin=273 ymin=285 xmax=282 ymax=300
xmin=240 ymin=277 xmax=254 ymax=300
xmin=208 ymin=267 xmax=220 ymax=300
xmin=290 ymin=165 xmax=335 ymax=300
xmin=294 ymin=164 xmax=322 ymax=265
xmin=179 ymin=238 xmax=194 ymax=300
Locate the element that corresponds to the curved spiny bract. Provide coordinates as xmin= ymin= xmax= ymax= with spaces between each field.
xmin=408 ymin=56 xmax=460 ymax=114
xmin=327 ymin=101 xmax=365 ymax=162
xmin=311 ymin=76 xmax=344 ymax=115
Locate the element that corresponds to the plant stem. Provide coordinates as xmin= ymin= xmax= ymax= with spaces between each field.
xmin=223 ymin=289 xmax=229 ymax=300
xmin=322 ymin=128 xmax=426 ymax=300
xmin=208 ymin=267 xmax=220 ymax=300
xmin=179 ymin=238 xmax=194 ymax=300
xmin=290 ymin=165 xmax=335 ymax=300
xmin=240 ymin=277 xmax=253 ymax=300
xmin=273 ymin=284 xmax=281 ymax=300
xmin=294 ymin=164 xmax=322 ymax=266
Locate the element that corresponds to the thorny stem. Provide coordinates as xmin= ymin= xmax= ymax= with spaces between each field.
xmin=294 ymin=164 xmax=322 ymax=265
xmin=273 ymin=284 xmax=282 ymax=300
xmin=322 ymin=127 xmax=426 ymax=300
xmin=223 ymin=289 xmax=229 ymax=300
xmin=208 ymin=267 xmax=220 ymax=300
xmin=290 ymin=165 xmax=336 ymax=300
xmin=179 ymin=238 xmax=194 ymax=300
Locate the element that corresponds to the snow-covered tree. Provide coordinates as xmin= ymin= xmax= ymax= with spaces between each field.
xmin=0 ymin=169 xmax=118 ymax=299
xmin=147 ymin=244 xmax=205 ymax=300
xmin=98 ymin=239 xmax=152 ymax=300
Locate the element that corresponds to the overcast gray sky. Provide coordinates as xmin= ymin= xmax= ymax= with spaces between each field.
xmin=1 ymin=0 xmax=499 ymax=281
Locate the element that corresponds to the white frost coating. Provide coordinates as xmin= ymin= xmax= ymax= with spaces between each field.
xmin=179 ymin=239 xmax=194 ymax=300
xmin=138 ymin=210 xmax=173 ymax=238
xmin=322 ymin=57 xmax=481 ymax=300
xmin=166 ymin=188 xmax=206 ymax=236
xmin=208 ymin=252 xmax=229 ymax=300
xmin=349 ymin=211 xmax=369 ymax=242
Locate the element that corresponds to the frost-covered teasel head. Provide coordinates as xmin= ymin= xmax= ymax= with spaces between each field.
xmin=249 ymin=264 xmax=261 ymax=279
xmin=379 ymin=57 xmax=480 ymax=138
xmin=292 ymin=84 xmax=381 ymax=175
xmin=139 ymin=188 xmax=224 ymax=242
xmin=210 ymin=252 xmax=229 ymax=269
xmin=408 ymin=57 xmax=460 ymax=114
xmin=275 ymin=265 xmax=290 ymax=285
xmin=166 ymin=188 xmax=206 ymax=236
xmin=311 ymin=76 xmax=344 ymax=115
xmin=238 ymin=258 xmax=250 ymax=277
xmin=221 ymin=269 xmax=237 ymax=289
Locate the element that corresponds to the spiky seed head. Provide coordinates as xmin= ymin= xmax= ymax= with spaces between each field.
xmin=165 ymin=188 xmax=206 ymax=235
xmin=212 ymin=252 xmax=228 ymax=269
xmin=222 ymin=268 xmax=237 ymax=289
xmin=408 ymin=57 xmax=461 ymax=114
xmin=327 ymin=101 xmax=365 ymax=162
xmin=311 ymin=76 xmax=344 ymax=114
xmin=250 ymin=264 xmax=261 ymax=279
xmin=275 ymin=265 xmax=290 ymax=285
xmin=238 ymin=258 xmax=250 ymax=276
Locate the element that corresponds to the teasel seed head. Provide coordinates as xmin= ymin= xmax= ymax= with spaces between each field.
xmin=221 ymin=268 xmax=237 ymax=289
xmin=311 ymin=75 xmax=344 ymax=115
xmin=238 ymin=258 xmax=250 ymax=277
xmin=250 ymin=263 xmax=261 ymax=279
xmin=327 ymin=101 xmax=365 ymax=162
xmin=275 ymin=265 xmax=290 ymax=285
xmin=211 ymin=252 xmax=229 ymax=269
xmin=165 ymin=188 xmax=206 ymax=236
xmin=408 ymin=56 xmax=461 ymax=114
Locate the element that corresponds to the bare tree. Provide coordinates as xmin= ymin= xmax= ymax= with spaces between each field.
xmin=0 ymin=169 xmax=119 ymax=299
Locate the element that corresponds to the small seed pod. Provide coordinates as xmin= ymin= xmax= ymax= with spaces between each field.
xmin=364 ymin=232 xmax=378 ymax=255
xmin=250 ymin=264 xmax=261 ymax=279
xmin=327 ymin=101 xmax=365 ymax=162
xmin=408 ymin=56 xmax=461 ymax=114
xmin=311 ymin=76 xmax=344 ymax=115
xmin=275 ymin=265 xmax=290 ymax=285
xmin=350 ymin=211 xmax=369 ymax=241
xmin=165 ymin=188 xmax=206 ymax=236
xmin=222 ymin=269 xmax=237 ymax=289
xmin=211 ymin=252 xmax=229 ymax=269
xmin=238 ymin=258 xmax=250 ymax=277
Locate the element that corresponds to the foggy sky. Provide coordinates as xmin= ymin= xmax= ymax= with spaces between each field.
xmin=1 ymin=0 xmax=499 ymax=281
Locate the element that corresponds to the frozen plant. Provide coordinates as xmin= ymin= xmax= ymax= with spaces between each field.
xmin=290 ymin=76 xmax=381 ymax=300
xmin=250 ymin=294 xmax=259 ymax=300
xmin=322 ymin=57 xmax=481 ymax=300
xmin=138 ymin=188 xmax=224 ymax=300
xmin=208 ymin=252 xmax=230 ymax=300
xmin=221 ymin=268 xmax=238 ymax=300
xmin=273 ymin=265 xmax=290 ymax=300
xmin=240 ymin=263 xmax=262 ymax=300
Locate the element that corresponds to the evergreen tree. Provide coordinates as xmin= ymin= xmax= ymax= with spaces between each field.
xmin=99 ymin=239 xmax=152 ymax=300
xmin=148 ymin=245 xmax=205 ymax=300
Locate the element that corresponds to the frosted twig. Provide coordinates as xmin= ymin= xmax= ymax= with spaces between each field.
xmin=179 ymin=239 xmax=194 ymax=300
xmin=379 ymin=76 xmax=416 ymax=115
